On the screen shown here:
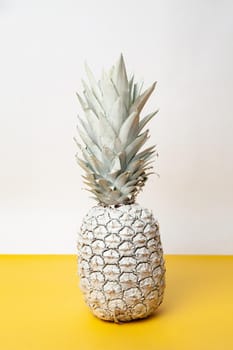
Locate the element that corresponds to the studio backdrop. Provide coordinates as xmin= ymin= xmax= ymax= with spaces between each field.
xmin=0 ymin=0 xmax=232 ymax=254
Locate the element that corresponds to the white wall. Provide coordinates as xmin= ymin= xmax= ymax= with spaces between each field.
xmin=0 ymin=0 xmax=232 ymax=254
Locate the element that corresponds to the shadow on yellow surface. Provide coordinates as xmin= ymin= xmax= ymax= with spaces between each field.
xmin=0 ymin=255 xmax=232 ymax=350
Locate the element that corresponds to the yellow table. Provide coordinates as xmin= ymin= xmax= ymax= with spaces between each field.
xmin=0 ymin=255 xmax=232 ymax=350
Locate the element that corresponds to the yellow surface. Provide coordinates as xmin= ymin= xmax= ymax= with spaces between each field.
xmin=0 ymin=255 xmax=232 ymax=350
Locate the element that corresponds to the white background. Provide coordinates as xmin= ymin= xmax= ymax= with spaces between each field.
xmin=0 ymin=0 xmax=232 ymax=254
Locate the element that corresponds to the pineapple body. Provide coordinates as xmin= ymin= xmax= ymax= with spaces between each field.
xmin=77 ymin=203 xmax=165 ymax=322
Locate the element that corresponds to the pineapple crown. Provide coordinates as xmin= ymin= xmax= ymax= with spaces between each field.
xmin=75 ymin=54 xmax=158 ymax=206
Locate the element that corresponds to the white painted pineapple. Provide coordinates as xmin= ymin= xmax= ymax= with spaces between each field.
xmin=75 ymin=55 xmax=165 ymax=322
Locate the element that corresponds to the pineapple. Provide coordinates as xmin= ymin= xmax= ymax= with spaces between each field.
xmin=75 ymin=54 xmax=165 ymax=322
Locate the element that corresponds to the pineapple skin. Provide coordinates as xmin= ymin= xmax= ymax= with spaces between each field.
xmin=77 ymin=203 xmax=166 ymax=322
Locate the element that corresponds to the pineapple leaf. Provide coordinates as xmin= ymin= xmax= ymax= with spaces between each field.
xmin=111 ymin=156 xmax=122 ymax=173
xmin=128 ymin=74 xmax=134 ymax=103
xmin=76 ymin=114 xmax=98 ymax=147
xmin=127 ymin=159 xmax=144 ymax=173
xmin=108 ymin=96 xmax=128 ymax=132
xmin=111 ymin=54 xmax=129 ymax=111
xmin=125 ymin=130 xmax=149 ymax=162
xmin=84 ymin=62 xmax=103 ymax=103
xmin=75 ymin=55 xmax=158 ymax=205
xmin=77 ymin=127 xmax=102 ymax=160
xmin=83 ymin=109 xmax=100 ymax=144
xmin=134 ymin=146 xmax=156 ymax=161
xmin=96 ymin=178 xmax=112 ymax=192
xmin=132 ymin=81 xmax=143 ymax=104
xmin=76 ymin=92 xmax=88 ymax=111
xmin=98 ymin=112 xmax=117 ymax=148
xmin=100 ymin=71 xmax=119 ymax=115
xmin=82 ymin=79 xmax=103 ymax=117
xmin=75 ymin=155 xmax=93 ymax=174
xmin=139 ymin=110 xmax=159 ymax=133
xmin=114 ymin=171 xmax=130 ymax=188
xmin=119 ymin=111 xmax=139 ymax=145
xmin=111 ymin=54 xmax=128 ymax=96
xmin=130 ymin=82 xmax=156 ymax=114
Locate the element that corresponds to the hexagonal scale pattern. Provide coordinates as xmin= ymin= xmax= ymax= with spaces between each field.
xmin=77 ymin=203 xmax=166 ymax=322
